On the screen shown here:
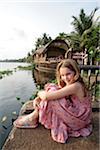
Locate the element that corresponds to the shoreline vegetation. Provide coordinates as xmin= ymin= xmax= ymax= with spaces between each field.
xmin=17 ymin=64 xmax=35 ymax=70
xmin=0 ymin=64 xmax=35 ymax=79
xmin=0 ymin=70 xmax=13 ymax=79
xmin=0 ymin=58 xmax=26 ymax=62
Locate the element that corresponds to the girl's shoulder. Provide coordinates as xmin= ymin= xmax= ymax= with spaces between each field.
xmin=73 ymin=81 xmax=83 ymax=89
xmin=70 ymin=81 xmax=81 ymax=89
xmin=73 ymin=82 xmax=88 ymax=100
xmin=63 ymin=82 xmax=81 ymax=96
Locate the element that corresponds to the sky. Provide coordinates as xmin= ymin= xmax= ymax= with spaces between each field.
xmin=0 ymin=0 xmax=99 ymax=60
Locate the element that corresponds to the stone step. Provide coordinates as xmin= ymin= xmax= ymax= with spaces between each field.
xmin=3 ymin=112 xmax=99 ymax=150
xmin=3 ymin=100 xmax=99 ymax=150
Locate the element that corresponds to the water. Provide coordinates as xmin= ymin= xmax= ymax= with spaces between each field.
xmin=0 ymin=62 xmax=37 ymax=149
xmin=0 ymin=62 xmax=30 ymax=71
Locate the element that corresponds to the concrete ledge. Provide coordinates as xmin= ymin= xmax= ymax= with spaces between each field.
xmin=3 ymin=111 xmax=99 ymax=150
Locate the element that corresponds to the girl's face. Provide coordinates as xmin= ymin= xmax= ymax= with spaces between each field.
xmin=60 ymin=67 xmax=75 ymax=85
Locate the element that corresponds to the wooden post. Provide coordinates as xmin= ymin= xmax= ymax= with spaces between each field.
xmin=88 ymin=69 xmax=91 ymax=88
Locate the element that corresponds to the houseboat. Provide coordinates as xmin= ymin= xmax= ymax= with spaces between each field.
xmin=32 ymin=39 xmax=88 ymax=84
xmin=33 ymin=39 xmax=69 ymax=73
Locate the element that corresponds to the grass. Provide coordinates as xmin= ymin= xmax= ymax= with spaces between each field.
xmin=17 ymin=64 xmax=35 ymax=70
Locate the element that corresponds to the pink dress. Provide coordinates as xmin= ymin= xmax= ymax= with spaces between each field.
xmin=38 ymin=83 xmax=92 ymax=143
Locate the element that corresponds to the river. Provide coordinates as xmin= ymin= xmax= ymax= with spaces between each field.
xmin=0 ymin=62 xmax=37 ymax=149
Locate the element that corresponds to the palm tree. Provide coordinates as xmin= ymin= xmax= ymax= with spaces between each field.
xmin=68 ymin=7 xmax=99 ymax=64
xmin=56 ymin=32 xmax=68 ymax=40
xmin=31 ymin=49 xmax=35 ymax=55
xmin=71 ymin=7 xmax=98 ymax=36
xmin=82 ymin=24 xmax=100 ymax=63
xmin=35 ymin=38 xmax=43 ymax=50
xmin=42 ymin=33 xmax=52 ymax=45
xmin=35 ymin=33 xmax=52 ymax=50
xmin=68 ymin=32 xmax=81 ymax=52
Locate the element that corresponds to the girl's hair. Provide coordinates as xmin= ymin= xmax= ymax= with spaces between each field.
xmin=56 ymin=59 xmax=87 ymax=96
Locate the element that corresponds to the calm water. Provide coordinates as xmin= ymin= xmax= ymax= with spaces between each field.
xmin=0 ymin=62 xmax=37 ymax=149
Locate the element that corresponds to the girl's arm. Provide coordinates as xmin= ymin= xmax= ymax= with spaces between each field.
xmin=38 ymin=82 xmax=79 ymax=101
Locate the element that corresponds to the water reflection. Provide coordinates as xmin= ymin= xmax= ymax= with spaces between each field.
xmin=32 ymin=69 xmax=56 ymax=85
xmin=0 ymin=62 xmax=30 ymax=71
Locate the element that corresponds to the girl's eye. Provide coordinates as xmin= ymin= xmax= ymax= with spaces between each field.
xmin=61 ymin=72 xmax=72 ymax=76
xmin=67 ymin=73 xmax=71 ymax=75
xmin=66 ymin=73 xmax=71 ymax=76
xmin=64 ymin=73 xmax=70 ymax=76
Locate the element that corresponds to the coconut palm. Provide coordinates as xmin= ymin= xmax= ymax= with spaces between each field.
xmin=42 ymin=33 xmax=52 ymax=45
xmin=35 ymin=38 xmax=43 ymax=50
xmin=35 ymin=33 xmax=52 ymax=50
xmin=68 ymin=7 xmax=99 ymax=64
xmin=56 ymin=32 xmax=68 ymax=40
xmin=71 ymin=7 xmax=98 ymax=36
xmin=82 ymin=23 xmax=100 ymax=63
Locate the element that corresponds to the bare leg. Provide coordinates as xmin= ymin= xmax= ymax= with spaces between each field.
xmin=33 ymin=96 xmax=41 ymax=109
xmin=21 ymin=96 xmax=41 ymax=122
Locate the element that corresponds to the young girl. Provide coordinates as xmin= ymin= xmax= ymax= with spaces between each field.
xmin=14 ymin=59 xmax=92 ymax=143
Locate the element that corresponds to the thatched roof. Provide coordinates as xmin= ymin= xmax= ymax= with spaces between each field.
xmin=33 ymin=39 xmax=69 ymax=55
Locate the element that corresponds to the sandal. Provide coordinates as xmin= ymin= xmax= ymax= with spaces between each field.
xmin=13 ymin=115 xmax=38 ymax=128
xmin=20 ymin=109 xmax=34 ymax=115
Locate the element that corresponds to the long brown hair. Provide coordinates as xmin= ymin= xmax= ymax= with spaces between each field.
xmin=56 ymin=59 xmax=88 ymax=96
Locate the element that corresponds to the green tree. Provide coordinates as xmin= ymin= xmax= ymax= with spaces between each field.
xmin=68 ymin=7 xmax=99 ymax=64
xmin=35 ymin=33 xmax=52 ymax=50
xmin=31 ymin=49 xmax=35 ymax=55
xmin=56 ymin=32 xmax=68 ymax=40
xmin=71 ymin=8 xmax=98 ymax=36
xmin=26 ymin=52 xmax=33 ymax=63
xmin=82 ymin=24 xmax=100 ymax=63
xmin=27 ymin=52 xmax=31 ymax=57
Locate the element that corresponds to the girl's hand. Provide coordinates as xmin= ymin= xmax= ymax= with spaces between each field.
xmin=38 ymin=90 xmax=47 ymax=101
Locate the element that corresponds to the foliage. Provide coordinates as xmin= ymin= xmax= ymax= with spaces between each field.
xmin=71 ymin=8 xmax=98 ymax=35
xmin=54 ymin=8 xmax=99 ymax=62
xmin=90 ymin=82 xmax=100 ymax=101
xmin=35 ymin=33 xmax=52 ymax=50
xmin=56 ymin=32 xmax=69 ymax=40
xmin=26 ymin=55 xmax=33 ymax=63
xmin=17 ymin=64 xmax=35 ymax=70
xmin=66 ymin=7 xmax=100 ymax=64
xmin=26 ymin=33 xmax=52 ymax=62
xmin=0 ymin=58 xmax=26 ymax=62
xmin=48 ymin=79 xmax=57 ymax=84
xmin=0 ymin=70 xmax=13 ymax=79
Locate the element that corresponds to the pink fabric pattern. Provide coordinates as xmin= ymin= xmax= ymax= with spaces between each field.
xmin=38 ymin=83 xmax=92 ymax=143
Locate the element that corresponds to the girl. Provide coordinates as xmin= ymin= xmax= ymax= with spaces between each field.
xmin=14 ymin=59 xmax=92 ymax=143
